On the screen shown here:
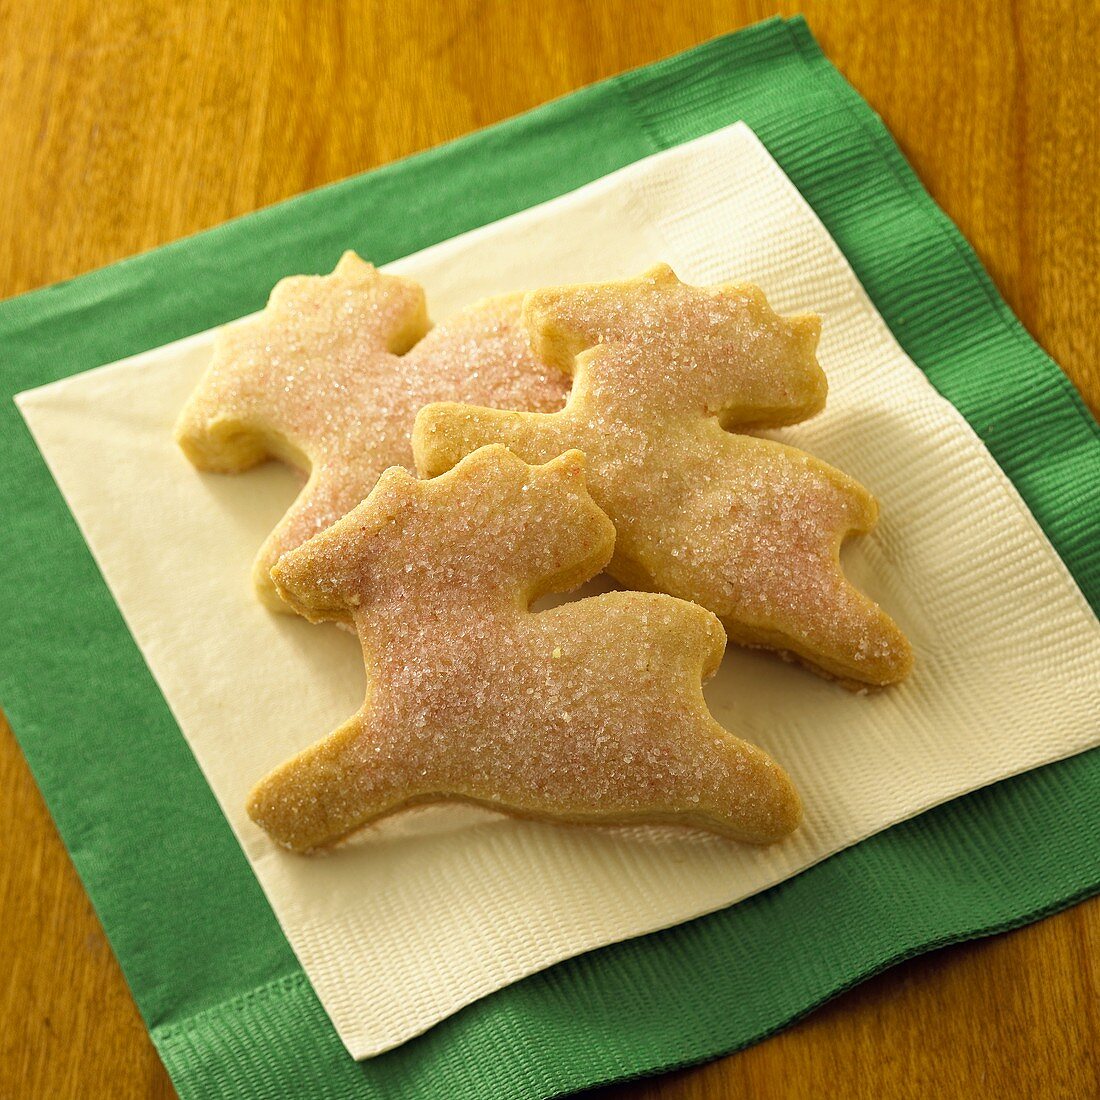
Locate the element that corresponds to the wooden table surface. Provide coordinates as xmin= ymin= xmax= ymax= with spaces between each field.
xmin=1 ymin=2 xmax=1097 ymax=1097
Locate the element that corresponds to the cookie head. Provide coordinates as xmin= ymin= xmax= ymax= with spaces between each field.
xmin=525 ymin=263 xmax=826 ymax=428
xmin=271 ymin=446 xmax=616 ymax=624
xmin=175 ymin=254 xmax=429 ymax=474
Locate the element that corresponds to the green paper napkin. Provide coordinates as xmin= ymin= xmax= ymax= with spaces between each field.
xmin=2 ymin=15 xmax=1097 ymax=1100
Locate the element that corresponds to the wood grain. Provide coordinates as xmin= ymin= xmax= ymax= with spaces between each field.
xmin=1 ymin=1 xmax=1096 ymax=1097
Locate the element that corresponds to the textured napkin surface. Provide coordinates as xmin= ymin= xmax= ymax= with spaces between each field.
xmin=18 ymin=123 xmax=1100 ymax=1059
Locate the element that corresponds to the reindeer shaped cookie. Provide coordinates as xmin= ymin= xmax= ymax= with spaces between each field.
xmin=247 ymin=445 xmax=801 ymax=850
xmin=414 ymin=265 xmax=912 ymax=686
xmin=175 ymin=252 xmax=567 ymax=609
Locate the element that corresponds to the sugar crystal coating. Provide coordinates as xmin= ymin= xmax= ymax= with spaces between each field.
xmin=248 ymin=446 xmax=802 ymax=850
xmin=174 ymin=252 xmax=568 ymax=609
xmin=413 ymin=264 xmax=913 ymax=687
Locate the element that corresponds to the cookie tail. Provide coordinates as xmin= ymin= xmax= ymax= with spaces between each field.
xmin=174 ymin=408 xmax=271 ymax=473
xmin=413 ymin=402 xmax=547 ymax=477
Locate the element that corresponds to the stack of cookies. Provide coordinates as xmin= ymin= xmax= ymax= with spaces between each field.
xmin=175 ymin=253 xmax=912 ymax=852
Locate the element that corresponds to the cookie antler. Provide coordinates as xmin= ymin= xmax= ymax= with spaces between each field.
xmin=249 ymin=445 xmax=801 ymax=850
xmin=413 ymin=266 xmax=912 ymax=687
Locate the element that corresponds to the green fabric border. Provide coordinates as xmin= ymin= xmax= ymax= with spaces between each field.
xmin=154 ymin=766 xmax=1100 ymax=1100
xmin=2 ymin=15 xmax=1097 ymax=1099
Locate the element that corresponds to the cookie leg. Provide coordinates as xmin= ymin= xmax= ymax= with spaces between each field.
xmin=246 ymin=716 xmax=411 ymax=851
xmin=254 ymin=467 xmax=373 ymax=612
xmin=746 ymin=479 xmax=912 ymax=686
xmin=689 ymin=721 xmax=802 ymax=843
xmin=817 ymin=569 xmax=912 ymax=686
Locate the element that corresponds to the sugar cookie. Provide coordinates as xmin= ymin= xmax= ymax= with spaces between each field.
xmin=248 ymin=445 xmax=801 ymax=850
xmin=175 ymin=252 xmax=568 ymax=609
xmin=414 ymin=265 xmax=912 ymax=686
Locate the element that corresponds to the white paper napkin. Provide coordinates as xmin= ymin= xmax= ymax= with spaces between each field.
xmin=17 ymin=124 xmax=1100 ymax=1059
